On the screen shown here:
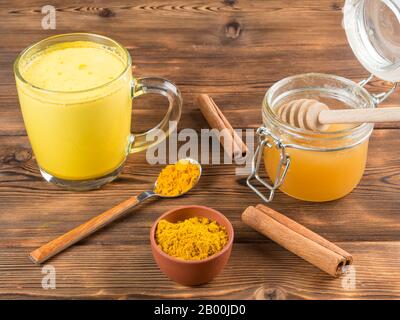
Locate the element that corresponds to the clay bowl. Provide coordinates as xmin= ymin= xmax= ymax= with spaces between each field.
xmin=150 ymin=205 xmax=234 ymax=286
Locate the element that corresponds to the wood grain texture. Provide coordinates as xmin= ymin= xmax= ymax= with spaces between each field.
xmin=29 ymin=195 xmax=142 ymax=264
xmin=1 ymin=243 xmax=400 ymax=299
xmin=0 ymin=0 xmax=399 ymax=299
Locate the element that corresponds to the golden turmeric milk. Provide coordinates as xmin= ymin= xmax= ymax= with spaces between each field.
xmin=16 ymin=41 xmax=131 ymax=180
xmin=155 ymin=217 xmax=228 ymax=260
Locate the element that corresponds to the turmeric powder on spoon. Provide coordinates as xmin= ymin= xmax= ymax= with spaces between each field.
xmin=155 ymin=159 xmax=201 ymax=197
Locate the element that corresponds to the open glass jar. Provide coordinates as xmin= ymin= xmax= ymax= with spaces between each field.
xmin=247 ymin=0 xmax=399 ymax=202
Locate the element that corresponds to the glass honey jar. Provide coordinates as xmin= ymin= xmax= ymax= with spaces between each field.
xmin=248 ymin=0 xmax=399 ymax=202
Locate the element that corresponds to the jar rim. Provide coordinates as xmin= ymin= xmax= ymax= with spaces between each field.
xmin=263 ymin=73 xmax=375 ymax=149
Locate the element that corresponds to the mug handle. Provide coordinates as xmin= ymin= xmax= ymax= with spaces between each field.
xmin=129 ymin=77 xmax=182 ymax=153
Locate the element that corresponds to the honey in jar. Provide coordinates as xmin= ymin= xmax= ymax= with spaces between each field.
xmin=264 ymin=123 xmax=369 ymax=202
xmin=248 ymin=0 xmax=400 ymax=203
xmin=261 ymin=74 xmax=374 ymax=202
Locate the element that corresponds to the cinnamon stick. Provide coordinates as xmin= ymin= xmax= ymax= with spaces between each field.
xmin=197 ymin=94 xmax=248 ymax=158
xmin=241 ymin=205 xmax=353 ymax=277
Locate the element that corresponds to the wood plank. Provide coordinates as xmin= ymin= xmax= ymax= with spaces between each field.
xmin=0 ymin=129 xmax=400 ymax=247
xmin=1 ymin=0 xmax=399 ymax=135
xmin=0 ymin=242 xmax=399 ymax=299
xmin=1 ymin=0 xmax=400 ymax=300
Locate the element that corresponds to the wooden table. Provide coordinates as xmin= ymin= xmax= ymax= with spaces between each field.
xmin=1 ymin=0 xmax=399 ymax=299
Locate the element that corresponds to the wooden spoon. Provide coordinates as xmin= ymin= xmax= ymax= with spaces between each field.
xmin=29 ymin=158 xmax=202 ymax=264
xmin=277 ymin=99 xmax=400 ymax=131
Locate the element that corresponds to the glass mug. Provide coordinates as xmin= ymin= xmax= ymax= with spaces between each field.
xmin=14 ymin=33 xmax=182 ymax=190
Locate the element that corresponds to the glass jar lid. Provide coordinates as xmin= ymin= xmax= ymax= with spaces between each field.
xmin=343 ymin=0 xmax=400 ymax=82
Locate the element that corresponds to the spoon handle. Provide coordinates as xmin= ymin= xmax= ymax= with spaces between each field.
xmin=29 ymin=191 xmax=156 ymax=264
xmin=319 ymin=107 xmax=400 ymax=124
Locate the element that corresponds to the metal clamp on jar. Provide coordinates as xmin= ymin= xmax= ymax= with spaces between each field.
xmin=248 ymin=0 xmax=399 ymax=202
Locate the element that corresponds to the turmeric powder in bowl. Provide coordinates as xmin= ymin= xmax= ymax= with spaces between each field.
xmin=155 ymin=217 xmax=229 ymax=260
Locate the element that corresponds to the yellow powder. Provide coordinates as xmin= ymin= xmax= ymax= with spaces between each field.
xmin=155 ymin=160 xmax=200 ymax=197
xmin=155 ymin=217 xmax=229 ymax=260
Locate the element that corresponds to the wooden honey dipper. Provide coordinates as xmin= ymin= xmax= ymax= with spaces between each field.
xmin=277 ymin=99 xmax=400 ymax=131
